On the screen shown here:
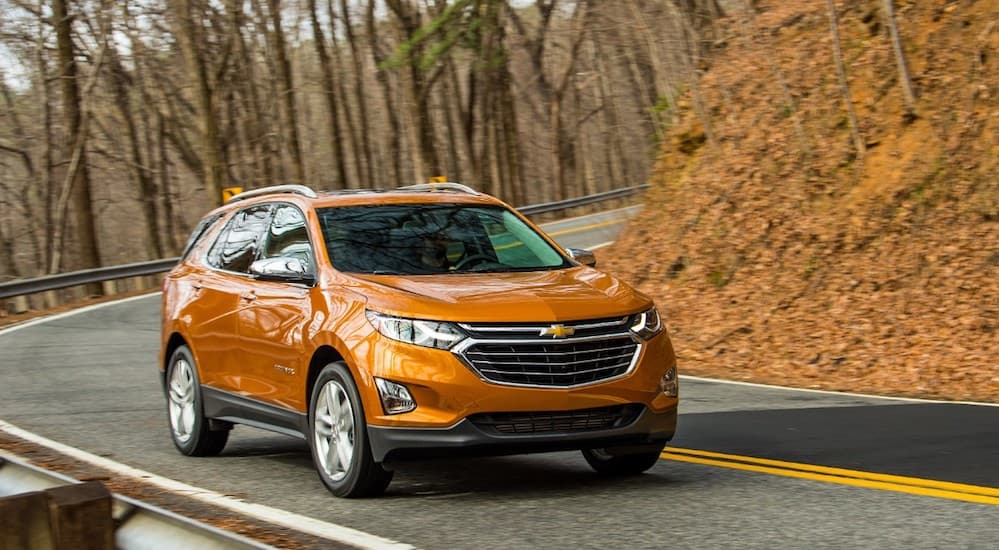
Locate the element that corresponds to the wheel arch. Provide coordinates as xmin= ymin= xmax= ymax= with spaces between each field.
xmin=162 ymin=332 xmax=189 ymax=393
xmin=306 ymin=345 xmax=346 ymax=410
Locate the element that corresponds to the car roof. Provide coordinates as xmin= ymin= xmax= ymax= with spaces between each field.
xmin=207 ymin=183 xmax=507 ymax=217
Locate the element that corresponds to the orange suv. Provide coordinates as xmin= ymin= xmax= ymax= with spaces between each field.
xmin=160 ymin=183 xmax=678 ymax=497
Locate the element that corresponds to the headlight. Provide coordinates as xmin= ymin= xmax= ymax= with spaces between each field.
xmin=629 ymin=307 xmax=664 ymax=341
xmin=365 ymin=310 xmax=466 ymax=350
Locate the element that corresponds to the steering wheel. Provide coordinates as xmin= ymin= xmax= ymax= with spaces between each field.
xmin=454 ymin=254 xmax=494 ymax=271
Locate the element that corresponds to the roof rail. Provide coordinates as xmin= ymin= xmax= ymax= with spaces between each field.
xmin=228 ymin=184 xmax=318 ymax=203
xmin=398 ymin=182 xmax=480 ymax=195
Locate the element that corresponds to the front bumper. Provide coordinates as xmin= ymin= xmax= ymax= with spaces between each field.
xmin=367 ymin=402 xmax=677 ymax=463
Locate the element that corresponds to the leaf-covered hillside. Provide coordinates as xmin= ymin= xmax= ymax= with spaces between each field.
xmin=603 ymin=0 xmax=997 ymax=401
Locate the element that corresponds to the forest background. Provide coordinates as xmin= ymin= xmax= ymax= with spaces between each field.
xmin=1 ymin=1 xmax=995 ymax=400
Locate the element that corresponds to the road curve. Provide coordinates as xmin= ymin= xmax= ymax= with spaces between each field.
xmin=1 ymin=210 xmax=997 ymax=549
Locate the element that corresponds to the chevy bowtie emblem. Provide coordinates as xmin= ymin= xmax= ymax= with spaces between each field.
xmin=541 ymin=324 xmax=575 ymax=338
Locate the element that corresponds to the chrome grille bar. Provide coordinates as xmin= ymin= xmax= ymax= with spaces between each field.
xmin=479 ymin=365 xmax=625 ymax=378
xmin=468 ymin=351 xmax=637 ymax=368
xmin=452 ymin=320 xmax=641 ymax=388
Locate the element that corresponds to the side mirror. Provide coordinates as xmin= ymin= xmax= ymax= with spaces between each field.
xmin=249 ymin=257 xmax=314 ymax=285
xmin=566 ymin=248 xmax=597 ymax=267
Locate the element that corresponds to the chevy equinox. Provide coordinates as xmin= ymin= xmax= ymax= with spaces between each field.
xmin=160 ymin=183 xmax=678 ymax=497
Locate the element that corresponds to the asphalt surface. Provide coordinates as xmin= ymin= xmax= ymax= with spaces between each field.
xmin=1 ymin=210 xmax=997 ymax=549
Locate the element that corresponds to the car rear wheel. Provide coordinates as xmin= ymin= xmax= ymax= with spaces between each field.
xmin=166 ymin=345 xmax=228 ymax=456
xmin=582 ymin=445 xmax=664 ymax=476
xmin=310 ymin=362 xmax=393 ymax=497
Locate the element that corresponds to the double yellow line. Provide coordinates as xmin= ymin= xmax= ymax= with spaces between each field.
xmin=547 ymin=218 xmax=627 ymax=238
xmin=662 ymin=447 xmax=999 ymax=506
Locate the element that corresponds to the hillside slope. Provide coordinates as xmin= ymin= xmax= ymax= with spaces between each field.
xmin=603 ymin=0 xmax=997 ymax=401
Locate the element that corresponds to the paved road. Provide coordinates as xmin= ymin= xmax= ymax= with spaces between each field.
xmin=1 ymin=210 xmax=997 ymax=549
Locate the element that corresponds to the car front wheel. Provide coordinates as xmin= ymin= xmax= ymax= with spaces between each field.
xmin=310 ymin=362 xmax=393 ymax=497
xmin=582 ymin=445 xmax=665 ymax=476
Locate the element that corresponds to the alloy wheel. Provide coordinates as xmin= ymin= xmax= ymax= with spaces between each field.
xmin=168 ymin=358 xmax=196 ymax=443
xmin=314 ymin=380 xmax=355 ymax=481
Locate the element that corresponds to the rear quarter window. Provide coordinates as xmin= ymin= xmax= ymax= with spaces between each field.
xmin=180 ymin=213 xmax=224 ymax=261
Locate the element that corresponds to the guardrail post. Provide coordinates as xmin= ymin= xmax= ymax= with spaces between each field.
xmin=128 ymin=276 xmax=146 ymax=292
xmin=101 ymin=280 xmax=117 ymax=297
xmin=0 ymin=490 xmax=55 ymax=550
xmin=42 ymin=292 xmax=58 ymax=310
xmin=46 ymin=482 xmax=113 ymax=550
xmin=10 ymin=296 xmax=29 ymax=315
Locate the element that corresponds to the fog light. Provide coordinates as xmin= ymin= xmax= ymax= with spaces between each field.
xmin=375 ymin=378 xmax=416 ymax=414
xmin=660 ymin=366 xmax=678 ymax=397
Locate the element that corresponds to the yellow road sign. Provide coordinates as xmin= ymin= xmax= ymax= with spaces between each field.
xmin=222 ymin=187 xmax=244 ymax=203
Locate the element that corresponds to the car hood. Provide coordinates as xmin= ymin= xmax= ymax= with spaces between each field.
xmin=341 ymin=266 xmax=652 ymax=323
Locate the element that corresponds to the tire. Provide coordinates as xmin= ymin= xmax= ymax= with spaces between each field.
xmin=582 ymin=445 xmax=665 ymax=476
xmin=166 ymin=345 xmax=229 ymax=456
xmin=309 ymin=361 xmax=393 ymax=498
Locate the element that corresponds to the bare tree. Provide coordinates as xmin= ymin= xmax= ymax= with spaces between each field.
xmin=340 ymin=0 xmax=374 ymax=184
xmin=385 ymin=0 xmax=443 ymax=181
xmin=882 ymin=0 xmax=917 ymax=120
xmin=308 ymin=0 xmax=349 ymax=188
xmin=52 ymin=0 xmax=102 ymax=275
xmin=105 ymin=33 xmax=164 ymax=258
xmin=175 ymin=0 xmax=227 ymax=204
xmin=826 ymin=0 xmax=865 ymax=159
xmin=0 ymin=0 xmax=723 ymax=275
xmin=265 ymin=0 xmax=305 ymax=184
xmin=366 ymin=0 xmax=402 ymax=185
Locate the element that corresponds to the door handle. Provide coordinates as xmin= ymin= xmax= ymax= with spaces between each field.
xmin=240 ymin=292 xmax=257 ymax=302
xmin=191 ymin=282 xmax=203 ymax=291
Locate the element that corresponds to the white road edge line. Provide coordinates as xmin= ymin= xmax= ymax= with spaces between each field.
xmin=0 ymin=420 xmax=413 ymax=550
xmin=0 ymin=292 xmax=161 ymax=337
xmin=678 ymin=374 xmax=998 ymax=408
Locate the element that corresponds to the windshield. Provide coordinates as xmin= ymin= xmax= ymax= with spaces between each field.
xmin=317 ymin=204 xmax=571 ymax=275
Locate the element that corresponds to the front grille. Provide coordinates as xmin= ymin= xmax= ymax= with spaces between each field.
xmin=454 ymin=316 xmax=641 ymax=388
xmin=460 ymin=336 xmax=639 ymax=387
xmin=469 ymin=404 xmax=643 ymax=435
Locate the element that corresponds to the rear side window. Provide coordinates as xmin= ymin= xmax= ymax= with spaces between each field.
xmin=206 ymin=205 xmax=273 ymax=273
xmin=180 ymin=213 xmax=223 ymax=261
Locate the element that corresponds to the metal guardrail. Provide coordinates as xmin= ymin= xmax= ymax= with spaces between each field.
xmin=0 ymin=258 xmax=179 ymax=300
xmin=518 ymin=184 xmax=648 ymax=215
xmin=0 ymin=453 xmax=272 ymax=549
xmin=0 ymin=184 xmax=648 ymax=301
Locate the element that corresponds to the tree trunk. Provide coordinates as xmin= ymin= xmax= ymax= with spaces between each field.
xmin=367 ymin=0 xmax=402 ymax=185
xmin=440 ymin=64 xmax=463 ymax=183
xmin=266 ymin=0 xmax=305 ymax=184
xmin=308 ymin=0 xmax=349 ymax=188
xmin=157 ymin=112 xmax=180 ymax=254
xmin=500 ymin=68 xmax=526 ymax=205
xmin=107 ymin=46 xmax=164 ymax=259
xmin=30 ymin=7 xmax=56 ymax=274
xmin=386 ymin=0 xmax=441 ymax=180
xmin=176 ymin=0 xmax=226 ymax=204
xmin=882 ymin=0 xmax=917 ymax=120
xmin=550 ymin=96 xmax=565 ymax=201
xmin=591 ymin=38 xmax=627 ymax=188
xmin=230 ymin=0 xmax=276 ymax=185
xmin=826 ymin=0 xmax=866 ymax=160
xmin=251 ymin=0 xmax=288 ymax=184
xmin=340 ymin=0 xmax=374 ymax=185
xmin=53 ymin=0 xmax=102 ymax=277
